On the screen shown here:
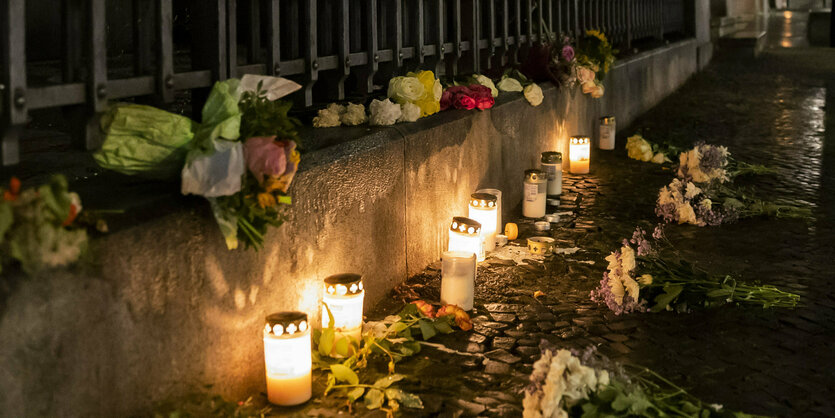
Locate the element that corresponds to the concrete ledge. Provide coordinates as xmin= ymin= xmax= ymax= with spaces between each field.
xmin=718 ymin=30 xmax=766 ymax=57
xmin=808 ymin=9 xmax=832 ymax=46
xmin=0 ymin=38 xmax=701 ymax=417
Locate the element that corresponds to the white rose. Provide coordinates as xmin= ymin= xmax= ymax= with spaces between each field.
xmin=591 ymin=84 xmax=604 ymax=98
xmin=524 ymin=84 xmax=544 ymax=106
xmin=576 ymin=66 xmax=596 ymax=84
xmin=388 ymin=76 xmax=424 ymax=104
xmin=369 ymin=99 xmax=402 ymax=126
xmin=312 ymin=107 xmax=342 ymax=127
xmin=432 ymin=79 xmax=443 ymax=101
xmin=340 ymin=103 xmax=367 ymax=126
xmin=474 ymin=74 xmax=499 ymax=97
xmin=651 ymin=152 xmax=668 ymax=164
xmin=497 ymin=77 xmax=524 ymax=92
xmin=398 ymin=102 xmax=421 ymax=122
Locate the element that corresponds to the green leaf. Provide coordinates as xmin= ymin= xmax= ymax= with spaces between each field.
xmin=384 ymin=389 xmax=424 ymax=409
xmin=347 ymin=387 xmax=365 ymax=402
xmin=323 ymin=302 xmax=335 ymax=329
xmin=334 ymin=336 xmax=350 ymax=357
xmin=398 ymin=303 xmax=419 ymax=318
xmin=611 ymin=394 xmax=631 ymax=412
xmin=432 ymin=317 xmax=454 ymax=334
xmin=330 ymin=364 xmax=359 ymax=385
xmin=318 ymin=328 xmax=335 ymax=356
xmin=373 ymin=374 xmax=406 ymax=389
xmin=418 ymin=319 xmax=437 ymax=340
xmin=650 ymin=284 xmax=684 ymax=312
xmin=391 ymin=321 xmax=409 ymax=334
xmin=364 ymin=389 xmax=384 ymax=410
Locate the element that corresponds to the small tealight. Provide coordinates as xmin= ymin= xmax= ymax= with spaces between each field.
xmin=495 ymin=234 xmax=508 ymax=246
xmin=534 ymin=221 xmax=550 ymax=231
xmin=545 ymin=214 xmax=560 ymax=223
xmin=547 ymin=199 xmax=560 ymax=207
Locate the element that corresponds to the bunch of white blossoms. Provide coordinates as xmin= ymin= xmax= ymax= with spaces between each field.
xmin=524 ymin=349 xmax=610 ymax=418
xmin=312 ymin=103 xmax=368 ymax=128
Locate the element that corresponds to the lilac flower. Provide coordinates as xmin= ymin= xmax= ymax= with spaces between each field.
xmin=629 ymin=227 xmax=653 ymax=256
xmin=698 ymin=144 xmax=727 ymax=173
xmin=695 ymin=201 xmax=724 ymax=226
xmin=652 ymin=224 xmax=665 ymax=240
xmin=590 ymin=273 xmax=646 ymax=315
xmin=561 ymin=44 xmax=575 ymax=62
xmin=655 ymin=203 xmax=677 ymax=223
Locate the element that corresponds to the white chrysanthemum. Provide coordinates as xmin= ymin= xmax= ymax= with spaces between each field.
xmin=369 ymin=99 xmax=402 ymax=126
xmin=474 ymin=74 xmax=499 ymax=97
xmin=398 ymin=102 xmax=421 ymax=122
xmin=312 ymin=107 xmax=342 ymax=127
xmin=340 ymin=103 xmax=367 ymax=126
xmin=326 ymin=103 xmax=346 ymax=115
xmin=524 ymin=84 xmax=544 ymax=106
xmin=497 ymin=77 xmax=524 ymax=92
xmin=388 ymin=76 xmax=425 ymax=104
xmin=684 ymin=182 xmax=702 ymax=200
xmin=620 ymin=246 xmax=637 ymax=273
xmin=658 ymin=185 xmax=675 ymax=206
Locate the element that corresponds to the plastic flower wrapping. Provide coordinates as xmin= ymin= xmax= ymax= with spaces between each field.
xmin=591 ymin=226 xmax=799 ymax=315
xmin=0 ymin=175 xmax=88 ymax=275
xmin=525 ymin=344 xmax=762 ymax=418
xmin=97 ymin=75 xmax=303 ymax=250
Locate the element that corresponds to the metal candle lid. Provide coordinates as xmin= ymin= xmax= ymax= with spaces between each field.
xmin=570 ymin=136 xmax=590 ymax=145
xmin=324 ymin=273 xmax=364 ymax=296
xmin=600 ymin=116 xmax=615 ymax=124
xmin=265 ymin=311 xmax=309 ymax=337
xmin=541 ymin=151 xmax=563 ymax=164
xmin=525 ymin=169 xmax=547 ymax=182
xmin=469 ymin=192 xmax=498 ymax=209
xmin=450 ymin=216 xmax=482 ymax=236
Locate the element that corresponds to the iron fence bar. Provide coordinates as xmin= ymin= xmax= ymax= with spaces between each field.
xmin=1 ymin=0 xmax=25 ymax=165
xmin=364 ymin=0 xmax=378 ymax=93
xmin=302 ymin=0 xmax=317 ymax=106
xmin=525 ymin=0 xmax=532 ymax=44
xmin=513 ymin=0 xmax=521 ymax=60
xmin=486 ymin=0 xmax=496 ymax=69
xmin=81 ymin=0 xmax=107 ymax=151
xmin=62 ymin=0 xmax=83 ymax=83
xmin=433 ymin=0 xmax=445 ymax=74
xmin=248 ymin=0 xmax=261 ymax=63
xmin=471 ymin=0 xmax=479 ymax=73
xmin=227 ymin=0 xmax=238 ymax=78
xmin=338 ymin=0 xmax=350 ymax=99
xmin=134 ymin=0 xmax=153 ymax=76
xmin=452 ymin=0 xmax=462 ymax=75
xmin=158 ymin=0 xmax=174 ymax=102
xmin=411 ymin=0 xmax=425 ymax=66
xmin=267 ymin=0 xmax=280 ymax=76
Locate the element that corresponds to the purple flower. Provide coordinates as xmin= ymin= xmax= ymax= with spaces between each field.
xmin=655 ymin=203 xmax=677 ymax=223
xmin=695 ymin=201 xmax=724 ymax=226
xmin=698 ymin=144 xmax=727 ymax=172
xmin=561 ymin=45 xmax=575 ymax=62
xmin=652 ymin=224 xmax=665 ymax=240
xmin=629 ymin=227 xmax=653 ymax=256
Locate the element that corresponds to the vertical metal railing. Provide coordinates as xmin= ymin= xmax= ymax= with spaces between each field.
xmin=0 ymin=0 xmax=693 ymax=166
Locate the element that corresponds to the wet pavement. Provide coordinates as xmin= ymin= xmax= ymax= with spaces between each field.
xmin=217 ymin=23 xmax=835 ymax=418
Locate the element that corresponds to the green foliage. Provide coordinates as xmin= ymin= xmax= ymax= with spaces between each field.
xmin=238 ymin=81 xmax=302 ymax=145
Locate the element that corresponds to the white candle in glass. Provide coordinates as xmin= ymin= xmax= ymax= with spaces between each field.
xmin=441 ymin=251 xmax=476 ymax=310
xmin=468 ymin=192 xmax=498 ymax=253
xmin=475 ymin=188 xmax=502 ymax=238
xmin=569 ymin=136 xmax=591 ymax=174
xmin=448 ymin=216 xmax=483 ymax=261
xmin=599 ymin=116 xmax=616 ymax=150
xmin=540 ymin=152 xmax=563 ymax=196
xmin=322 ymin=274 xmax=365 ymax=346
xmin=523 ymin=169 xmax=547 ymax=218
xmin=264 ymin=312 xmax=312 ymax=406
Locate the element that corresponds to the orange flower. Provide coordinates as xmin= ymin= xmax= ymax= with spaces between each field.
xmin=257 ymin=192 xmax=276 ymax=209
xmin=412 ymin=300 xmax=435 ymax=318
xmin=3 ymin=177 xmax=20 ymax=201
xmin=437 ymin=304 xmax=473 ymax=331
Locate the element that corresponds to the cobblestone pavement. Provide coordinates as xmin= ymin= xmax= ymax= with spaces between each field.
xmin=241 ymin=47 xmax=835 ymax=418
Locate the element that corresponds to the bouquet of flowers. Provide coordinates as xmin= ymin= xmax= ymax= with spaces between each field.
xmin=677 ymin=142 xmax=777 ymax=184
xmin=591 ymin=226 xmax=799 ymax=315
xmin=520 ymin=34 xmax=578 ymax=89
xmin=0 ymin=175 xmax=87 ymax=275
xmin=524 ymin=345 xmax=764 ymax=417
xmin=625 ymin=134 xmax=679 ymax=164
xmin=574 ymin=30 xmax=617 ymax=98
xmin=440 ymin=84 xmax=495 ymax=111
xmin=388 ymin=70 xmax=443 ymax=118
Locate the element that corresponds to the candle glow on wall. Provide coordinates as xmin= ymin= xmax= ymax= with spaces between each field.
xmin=322 ymin=273 xmax=365 ymax=345
xmin=264 ymin=311 xmax=312 ymax=406
xmin=569 ymin=136 xmax=591 ymax=174
xmin=448 ymin=216 xmax=483 ymax=261
xmin=468 ymin=192 xmax=498 ymax=253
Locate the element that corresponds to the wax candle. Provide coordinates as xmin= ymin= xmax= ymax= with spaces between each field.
xmin=599 ymin=116 xmax=616 ymax=150
xmin=540 ymin=152 xmax=563 ymax=196
xmin=448 ymin=216 xmax=483 ymax=261
xmin=569 ymin=136 xmax=591 ymax=174
xmin=468 ymin=192 xmax=499 ymax=253
xmin=475 ymin=188 xmax=502 ymax=238
xmin=322 ymin=273 xmax=365 ymax=347
xmin=264 ymin=312 xmax=312 ymax=406
xmin=523 ymin=169 xmax=547 ymax=218
xmin=441 ymin=251 xmax=477 ymax=310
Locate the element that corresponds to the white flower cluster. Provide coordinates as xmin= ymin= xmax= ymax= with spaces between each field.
xmin=523 ymin=349 xmax=610 ymax=418
xmin=312 ymin=103 xmax=368 ymax=128
xmin=604 ymin=245 xmax=640 ymax=306
xmin=626 ymin=134 xmax=670 ymax=164
xmin=368 ymin=99 xmax=402 ymax=126
xmin=677 ymin=144 xmax=730 ymax=183
xmin=658 ymin=178 xmax=707 ymax=226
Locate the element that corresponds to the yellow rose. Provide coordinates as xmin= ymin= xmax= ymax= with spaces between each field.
xmin=626 ymin=135 xmax=654 ymax=162
xmin=409 ymin=70 xmax=441 ymax=117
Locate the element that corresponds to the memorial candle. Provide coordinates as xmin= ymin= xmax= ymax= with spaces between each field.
xmin=468 ymin=192 xmax=499 ymax=253
xmin=322 ymin=273 xmax=365 ymax=346
xmin=448 ymin=216 xmax=483 ymax=261
xmin=441 ymin=251 xmax=477 ymax=310
xmin=264 ymin=312 xmax=312 ymax=406
xmin=569 ymin=136 xmax=591 ymax=174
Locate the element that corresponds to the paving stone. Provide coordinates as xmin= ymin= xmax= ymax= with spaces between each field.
xmin=537 ymin=321 xmax=556 ymax=331
xmin=489 ymin=312 xmax=516 ymax=322
xmin=603 ymin=333 xmax=629 ymax=342
xmin=483 ymin=303 xmax=525 ymax=313
xmin=483 ymin=360 xmax=512 ymax=375
xmin=468 ymin=333 xmax=488 ymax=344
xmin=484 ymin=349 xmax=522 ymax=364
xmin=514 ymin=346 xmax=541 ymax=359
xmin=491 ymin=336 xmax=516 ymax=350
xmin=517 ymin=338 xmax=538 ymax=347
xmin=455 ymin=399 xmax=486 ymax=415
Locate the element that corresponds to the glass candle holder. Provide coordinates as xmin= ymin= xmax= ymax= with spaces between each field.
xmin=523 ymin=169 xmax=547 ymax=218
xmin=569 ymin=136 xmax=591 ymax=174
xmin=540 ymin=151 xmax=563 ymax=196
xmin=322 ymin=273 xmax=365 ymax=347
xmin=599 ymin=116 xmax=616 ymax=150
xmin=475 ymin=188 xmax=502 ymax=239
xmin=468 ymin=192 xmax=498 ymax=253
xmin=264 ymin=311 xmax=312 ymax=406
xmin=448 ymin=216 xmax=483 ymax=261
xmin=441 ymin=251 xmax=477 ymax=311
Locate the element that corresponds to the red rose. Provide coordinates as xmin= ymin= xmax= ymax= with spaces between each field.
xmin=440 ymin=89 xmax=454 ymax=111
xmin=466 ymin=85 xmax=495 ymax=110
xmin=454 ymin=94 xmax=477 ymax=110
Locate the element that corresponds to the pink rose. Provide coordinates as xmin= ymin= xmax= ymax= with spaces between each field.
xmin=244 ymin=136 xmax=287 ymax=183
xmin=561 ymin=45 xmax=575 ymax=62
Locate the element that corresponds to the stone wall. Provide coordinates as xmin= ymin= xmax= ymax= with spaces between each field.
xmin=0 ymin=39 xmax=701 ymax=417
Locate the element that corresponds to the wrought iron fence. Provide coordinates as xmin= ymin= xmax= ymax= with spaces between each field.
xmin=1 ymin=0 xmax=690 ymax=166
